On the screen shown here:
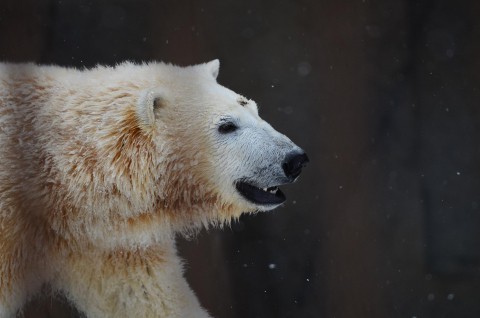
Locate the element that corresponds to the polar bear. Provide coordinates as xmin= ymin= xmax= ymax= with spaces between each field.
xmin=0 ymin=60 xmax=308 ymax=318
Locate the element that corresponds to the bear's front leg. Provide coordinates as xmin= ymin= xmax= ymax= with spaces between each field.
xmin=53 ymin=241 xmax=212 ymax=318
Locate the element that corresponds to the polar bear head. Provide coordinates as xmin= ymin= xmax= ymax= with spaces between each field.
xmin=134 ymin=60 xmax=308 ymax=229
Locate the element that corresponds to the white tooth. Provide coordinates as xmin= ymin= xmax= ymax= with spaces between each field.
xmin=269 ymin=188 xmax=278 ymax=194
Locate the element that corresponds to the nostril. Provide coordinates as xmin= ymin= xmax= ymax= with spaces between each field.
xmin=282 ymin=151 xmax=309 ymax=180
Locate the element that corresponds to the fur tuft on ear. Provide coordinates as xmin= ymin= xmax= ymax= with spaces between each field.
xmin=205 ymin=59 xmax=220 ymax=79
xmin=136 ymin=89 xmax=166 ymax=127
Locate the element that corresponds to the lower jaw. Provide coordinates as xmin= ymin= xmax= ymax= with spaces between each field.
xmin=235 ymin=182 xmax=286 ymax=207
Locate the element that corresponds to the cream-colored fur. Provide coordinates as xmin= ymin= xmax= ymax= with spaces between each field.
xmin=0 ymin=60 xmax=303 ymax=317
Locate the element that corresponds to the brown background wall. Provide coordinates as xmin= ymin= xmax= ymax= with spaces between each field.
xmin=1 ymin=0 xmax=480 ymax=317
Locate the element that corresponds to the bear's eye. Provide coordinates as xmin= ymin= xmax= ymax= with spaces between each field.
xmin=218 ymin=122 xmax=238 ymax=134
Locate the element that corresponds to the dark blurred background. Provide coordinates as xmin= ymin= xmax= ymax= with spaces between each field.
xmin=1 ymin=0 xmax=480 ymax=317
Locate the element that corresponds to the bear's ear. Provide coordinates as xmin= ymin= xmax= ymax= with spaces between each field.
xmin=205 ymin=59 xmax=220 ymax=80
xmin=136 ymin=89 xmax=167 ymax=128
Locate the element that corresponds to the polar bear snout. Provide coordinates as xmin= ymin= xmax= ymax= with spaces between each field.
xmin=282 ymin=150 xmax=309 ymax=181
xmin=233 ymin=147 xmax=308 ymax=209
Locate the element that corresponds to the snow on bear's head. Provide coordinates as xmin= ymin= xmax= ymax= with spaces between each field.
xmin=135 ymin=60 xmax=308 ymax=230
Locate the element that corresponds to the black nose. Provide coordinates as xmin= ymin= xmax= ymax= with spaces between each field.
xmin=282 ymin=151 xmax=309 ymax=180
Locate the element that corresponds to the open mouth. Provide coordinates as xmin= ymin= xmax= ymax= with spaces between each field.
xmin=235 ymin=181 xmax=286 ymax=206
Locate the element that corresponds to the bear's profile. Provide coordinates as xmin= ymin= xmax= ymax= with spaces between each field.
xmin=0 ymin=60 xmax=308 ymax=317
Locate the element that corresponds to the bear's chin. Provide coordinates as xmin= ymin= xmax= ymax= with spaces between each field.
xmin=253 ymin=202 xmax=285 ymax=212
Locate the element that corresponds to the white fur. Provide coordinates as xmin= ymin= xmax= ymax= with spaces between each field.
xmin=0 ymin=60 xmax=302 ymax=317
